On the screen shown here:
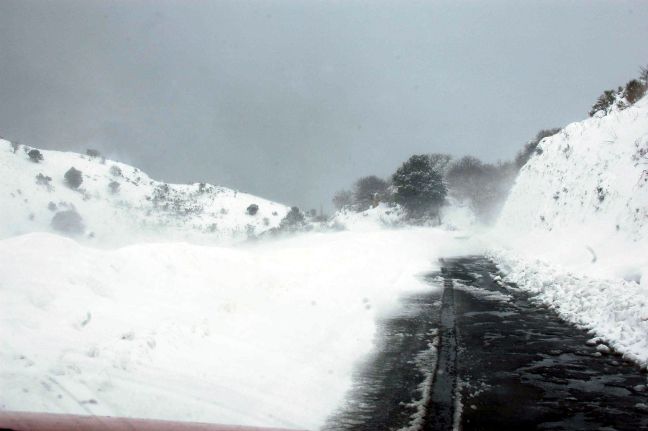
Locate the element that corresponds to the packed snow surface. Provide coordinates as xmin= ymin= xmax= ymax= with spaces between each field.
xmin=0 ymin=228 xmax=479 ymax=429
xmin=491 ymin=95 xmax=648 ymax=364
xmin=0 ymin=139 xmax=289 ymax=246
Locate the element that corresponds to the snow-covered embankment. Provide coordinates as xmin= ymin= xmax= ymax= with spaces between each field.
xmin=490 ymin=95 xmax=648 ymax=364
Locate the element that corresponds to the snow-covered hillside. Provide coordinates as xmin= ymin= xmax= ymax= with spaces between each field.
xmin=491 ymin=95 xmax=648 ymax=364
xmin=498 ymin=96 xmax=648 ymax=244
xmin=0 ymin=139 xmax=289 ymax=246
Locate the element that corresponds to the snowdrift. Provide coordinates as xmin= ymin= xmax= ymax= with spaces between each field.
xmin=0 ymin=140 xmax=289 ymax=246
xmin=492 ymin=95 xmax=648 ymax=364
xmin=0 ymin=229 xmax=479 ymax=429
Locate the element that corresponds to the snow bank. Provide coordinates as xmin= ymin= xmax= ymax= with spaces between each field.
xmin=0 ymin=229 xmax=479 ymax=429
xmin=0 ymin=140 xmax=289 ymax=246
xmin=491 ymin=95 xmax=648 ymax=364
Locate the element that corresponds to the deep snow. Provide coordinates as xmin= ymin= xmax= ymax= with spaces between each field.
xmin=491 ymin=94 xmax=648 ymax=365
xmin=0 ymin=228 xmax=480 ymax=429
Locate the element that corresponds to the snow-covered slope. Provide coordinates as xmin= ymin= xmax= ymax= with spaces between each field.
xmin=491 ymin=95 xmax=648 ymax=364
xmin=498 ymin=96 xmax=648 ymax=244
xmin=0 ymin=140 xmax=289 ymax=245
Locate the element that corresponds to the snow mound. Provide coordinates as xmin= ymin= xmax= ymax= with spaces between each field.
xmin=0 ymin=140 xmax=289 ymax=246
xmin=492 ymin=94 xmax=648 ymax=364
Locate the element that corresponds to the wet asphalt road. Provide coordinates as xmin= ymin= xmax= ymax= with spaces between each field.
xmin=324 ymin=256 xmax=648 ymax=431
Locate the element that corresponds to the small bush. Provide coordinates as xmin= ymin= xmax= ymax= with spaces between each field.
xmin=108 ymin=181 xmax=120 ymax=194
xmin=10 ymin=141 xmax=19 ymax=153
xmin=589 ymin=89 xmax=618 ymax=117
xmin=332 ymin=190 xmax=353 ymax=210
xmin=28 ymin=149 xmax=43 ymax=163
xmin=48 ymin=201 xmax=57 ymax=211
xmin=624 ymin=79 xmax=646 ymax=105
xmin=109 ymin=165 xmax=122 ymax=177
xmin=35 ymin=173 xmax=52 ymax=186
xmin=86 ymin=149 xmax=101 ymax=158
xmin=64 ymin=167 xmax=83 ymax=189
xmin=51 ymin=209 xmax=85 ymax=235
xmin=246 ymin=203 xmax=259 ymax=215
xmin=514 ymin=128 xmax=561 ymax=168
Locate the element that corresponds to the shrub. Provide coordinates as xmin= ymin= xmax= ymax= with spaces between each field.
xmin=278 ymin=207 xmax=307 ymax=232
xmin=332 ymin=190 xmax=353 ymax=210
xmin=514 ymin=128 xmax=561 ymax=168
xmin=624 ymin=79 xmax=646 ymax=105
xmin=28 ymin=149 xmax=43 ymax=163
xmin=35 ymin=173 xmax=52 ymax=186
xmin=10 ymin=141 xmax=19 ymax=153
xmin=246 ymin=203 xmax=259 ymax=215
xmin=353 ymin=176 xmax=389 ymax=211
xmin=64 ymin=167 xmax=83 ymax=189
xmin=86 ymin=149 xmax=101 ymax=158
xmin=589 ymin=89 xmax=617 ymax=117
xmin=51 ymin=209 xmax=85 ymax=235
xmin=392 ymin=154 xmax=447 ymax=218
xmin=109 ymin=165 xmax=122 ymax=177
xmin=108 ymin=181 xmax=120 ymax=194
xmin=48 ymin=201 xmax=57 ymax=211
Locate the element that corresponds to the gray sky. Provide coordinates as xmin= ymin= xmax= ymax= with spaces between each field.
xmin=1 ymin=0 xmax=647 ymax=211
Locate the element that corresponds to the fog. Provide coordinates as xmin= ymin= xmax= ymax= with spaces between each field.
xmin=1 ymin=0 xmax=647 ymax=210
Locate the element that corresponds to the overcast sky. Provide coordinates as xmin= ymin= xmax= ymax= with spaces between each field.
xmin=1 ymin=0 xmax=647 ymax=210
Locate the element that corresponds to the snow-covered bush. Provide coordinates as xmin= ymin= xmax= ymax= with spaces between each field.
xmin=86 ymin=149 xmax=101 ymax=158
xmin=108 ymin=180 xmax=120 ymax=194
xmin=109 ymin=165 xmax=122 ymax=177
xmin=352 ymin=176 xmax=389 ymax=211
xmin=64 ymin=167 xmax=83 ymax=189
xmin=246 ymin=203 xmax=259 ymax=215
xmin=277 ymin=206 xmax=308 ymax=233
xmin=589 ymin=89 xmax=618 ymax=117
xmin=28 ymin=149 xmax=43 ymax=163
xmin=35 ymin=173 xmax=52 ymax=187
xmin=514 ymin=128 xmax=561 ymax=168
xmin=589 ymin=68 xmax=648 ymax=117
xmin=51 ymin=209 xmax=85 ymax=234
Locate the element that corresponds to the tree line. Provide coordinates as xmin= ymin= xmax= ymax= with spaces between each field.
xmin=332 ymin=129 xmax=561 ymax=225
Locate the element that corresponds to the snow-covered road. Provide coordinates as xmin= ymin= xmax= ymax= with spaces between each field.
xmin=326 ymin=256 xmax=648 ymax=431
